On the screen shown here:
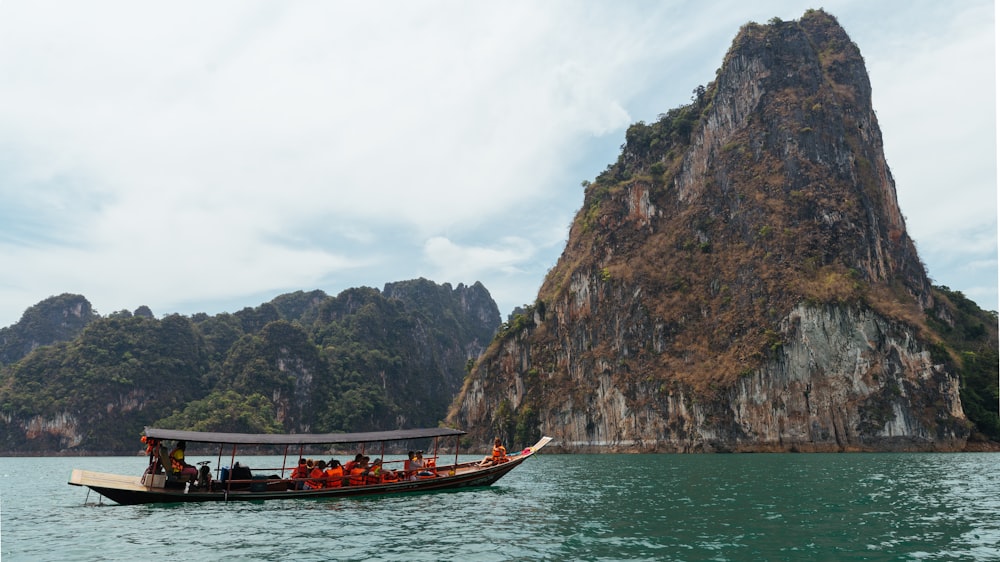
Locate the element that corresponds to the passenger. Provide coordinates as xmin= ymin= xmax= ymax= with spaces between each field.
xmin=478 ymin=437 xmax=508 ymax=467
xmin=290 ymin=458 xmax=309 ymax=490
xmin=305 ymin=460 xmax=327 ymax=489
xmin=382 ymin=468 xmax=400 ymax=483
xmin=366 ymin=458 xmax=384 ymax=484
xmin=415 ymin=451 xmax=434 ymax=477
xmin=343 ymin=453 xmax=363 ymax=474
xmin=348 ymin=456 xmax=369 ymax=486
xmin=407 ymin=450 xmax=424 ymax=480
xmin=325 ymin=460 xmax=344 ymax=488
xmin=169 ymin=441 xmax=199 ymax=481
xmin=404 ymin=450 xmax=416 ymax=479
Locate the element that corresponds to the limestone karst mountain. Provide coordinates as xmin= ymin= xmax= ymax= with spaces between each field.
xmin=448 ymin=9 xmax=997 ymax=452
xmin=0 ymin=279 xmax=500 ymax=453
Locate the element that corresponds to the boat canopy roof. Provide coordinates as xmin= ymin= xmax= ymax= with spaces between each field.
xmin=144 ymin=427 xmax=466 ymax=446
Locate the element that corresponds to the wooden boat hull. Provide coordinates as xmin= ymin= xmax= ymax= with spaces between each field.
xmin=70 ymin=437 xmax=552 ymax=505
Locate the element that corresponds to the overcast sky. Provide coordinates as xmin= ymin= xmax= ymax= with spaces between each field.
xmin=0 ymin=0 xmax=995 ymax=328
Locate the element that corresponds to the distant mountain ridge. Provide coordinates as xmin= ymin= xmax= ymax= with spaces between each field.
xmin=0 ymin=279 xmax=499 ymax=454
xmin=448 ymin=10 xmax=999 ymax=452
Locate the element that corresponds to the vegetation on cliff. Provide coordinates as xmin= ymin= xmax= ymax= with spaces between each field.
xmin=927 ymin=287 xmax=1000 ymax=441
xmin=0 ymin=293 xmax=97 ymax=365
xmin=449 ymin=9 xmax=998 ymax=451
xmin=0 ymin=279 xmax=499 ymax=453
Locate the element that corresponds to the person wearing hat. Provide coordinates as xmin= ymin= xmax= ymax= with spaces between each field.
xmin=305 ymin=460 xmax=327 ymax=489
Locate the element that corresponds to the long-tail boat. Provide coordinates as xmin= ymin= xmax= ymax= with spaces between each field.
xmin=69 ymin=427 xmax=552 ymax=505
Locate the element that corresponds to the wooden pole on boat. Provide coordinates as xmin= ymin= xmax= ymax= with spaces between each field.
xmin=228 ymin=443 xmax=237 ymax=492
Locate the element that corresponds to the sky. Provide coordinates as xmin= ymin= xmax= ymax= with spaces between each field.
xmin=0 ymin=1 xmax=995 ymax=328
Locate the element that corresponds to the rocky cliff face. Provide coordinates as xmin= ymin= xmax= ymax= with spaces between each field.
xmin=448 ymin=10 xmax=975 ymax=452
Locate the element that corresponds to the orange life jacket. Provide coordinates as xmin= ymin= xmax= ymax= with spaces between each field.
xmin=349 ymin=466 xmax=366 ymax=486
xmin=492 ymin=445 xmax=507 ymax=462
xmin=304 ymin=467 xmax=326 ymax=489
xmin=325 ymin=466 xmax=344 ymax=488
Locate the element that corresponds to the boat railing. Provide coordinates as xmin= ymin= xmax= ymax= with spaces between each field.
xmin=203 ymin=454 xmax=513 ymax=492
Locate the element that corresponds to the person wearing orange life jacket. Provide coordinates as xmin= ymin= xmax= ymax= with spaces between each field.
xmin=324 ymin=460 xmax=344 ymax=488
xmin=366 ymin=458 xmax=385 ymax=484
xmin=343 ymin=453 xmax=363 ymax=474
xmin=491 ymin=438 xmax=508 ymax=463
xmin=290 ymin=458 xmax=309 ymax=490
xmin=478 ymin=437 xmax=508 ymax=467
xmin=169 ymin=441 xmax=199 ymax=481
xmin=304 ymin=460 xmax=327 ymax=489
xmin=348 ymin=456 xmax=369 ymax=486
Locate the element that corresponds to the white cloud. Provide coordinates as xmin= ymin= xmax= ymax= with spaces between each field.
xmin=0 ymin=1 xmax=994 ymax=325
xmin=424 ymin=236 xmax=535 ymax=278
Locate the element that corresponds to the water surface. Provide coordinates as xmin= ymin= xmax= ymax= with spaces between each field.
xmin=2 ymin=453 xmax=998 ymax=561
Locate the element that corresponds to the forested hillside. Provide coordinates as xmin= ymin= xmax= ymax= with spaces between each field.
xmin=0 ymin=279 xmax=499 ymax=454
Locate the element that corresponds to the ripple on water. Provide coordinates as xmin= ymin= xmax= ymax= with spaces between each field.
xmin=3 ymin=453 xmax=1000 ymax=561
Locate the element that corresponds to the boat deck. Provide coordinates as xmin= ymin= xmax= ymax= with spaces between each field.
xmin=69 ymin=469 xmax=146 ymax=491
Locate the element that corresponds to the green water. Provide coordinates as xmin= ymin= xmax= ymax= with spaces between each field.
xmin=2 ymin=453 xmax=998 ymax=561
